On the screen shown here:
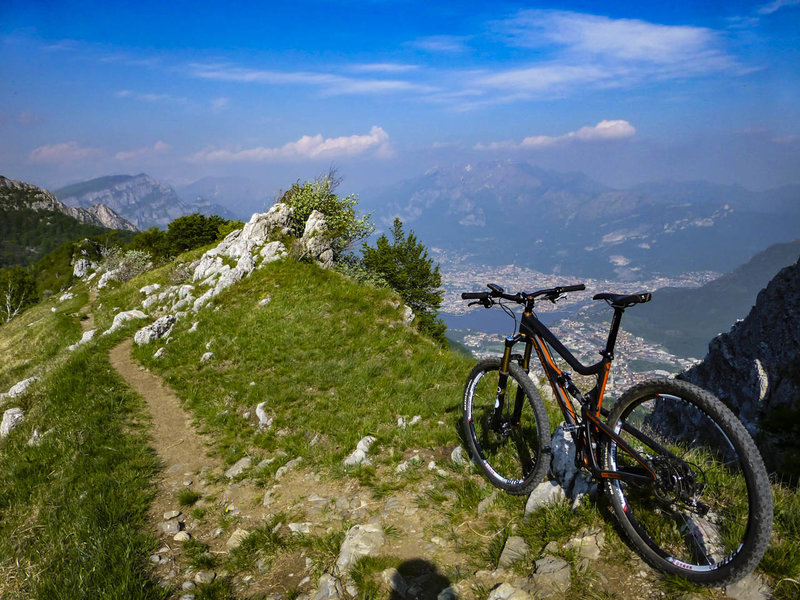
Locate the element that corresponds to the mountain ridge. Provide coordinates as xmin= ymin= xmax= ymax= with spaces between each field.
xmin=55 ymin=173 xmax=234 ymax=230
xmin=1 ymin=175 xmax=137 ymax=231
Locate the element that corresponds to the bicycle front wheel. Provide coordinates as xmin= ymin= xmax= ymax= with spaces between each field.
xmin=602 ymin=378 xmax=773 ymax=586
xmin=462 ymin=359 xmax=551 ymax=495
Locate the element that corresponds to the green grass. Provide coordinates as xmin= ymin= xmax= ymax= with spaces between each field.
xmin=0 ymin=330 xmax=166 ymax=599
xmin=177 ymin=488 xmax=202 ymax=506
xmin=0 ymin=290 xmax=87 ymax=391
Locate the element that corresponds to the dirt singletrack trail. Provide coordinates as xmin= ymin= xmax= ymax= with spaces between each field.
xmin=109 ymin=338 xmax=220 ymax=476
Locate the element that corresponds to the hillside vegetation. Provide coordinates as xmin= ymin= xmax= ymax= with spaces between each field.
xmin=0 ymin=185 xmax=113 ymax=268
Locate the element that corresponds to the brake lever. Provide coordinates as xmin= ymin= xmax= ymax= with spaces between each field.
xmin=548 ymin=293 xmax=567 ymax=304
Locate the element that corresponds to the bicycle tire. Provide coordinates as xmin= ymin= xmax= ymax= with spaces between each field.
xmin=601 ymin=378 xmax=773 ymax=586
xmin=462 ymin=358 xmax=551 ymax=495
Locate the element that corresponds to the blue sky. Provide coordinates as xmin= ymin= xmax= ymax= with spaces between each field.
xmin=1 ymin=0 xmax=799 ymax=193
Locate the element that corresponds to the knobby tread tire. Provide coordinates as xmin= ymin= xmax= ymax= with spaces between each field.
xmin=601 ymin=378 xmax=773 ymax=587
xmin=462 ymin=358 xmax=551 ymax=495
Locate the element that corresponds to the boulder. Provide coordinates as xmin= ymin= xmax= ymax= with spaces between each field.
xmin=335 ymin=523 xmax=386 ymax=574
xmin=1 ymin=408 xmax=25 ymax=438
xmin=68 ymin=329 xmax=96 ymax=351
xmin=343 ymin=435 xmax=376 ymax=466
xmin=301 ymin=210 xmax=334 ymax=268
xmin=73 ymin=258 xmax=91 ymax=278
xmin=134 ymin=315 xmax=177 ymax=346
xmin=1 ymin=376 xmax=38 ymax=399
xmin=102 ymin=309 xmax=147 ymax=336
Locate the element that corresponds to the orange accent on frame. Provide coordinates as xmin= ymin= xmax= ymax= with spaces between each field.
xmin=595 ymin=361 xmax=611 ymax=413
xmin=531 ymin=336 xmax=577 ymax=422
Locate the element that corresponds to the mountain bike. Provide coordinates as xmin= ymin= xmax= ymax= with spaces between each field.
xmin=460 ymin=283 xmax=773 ymax=586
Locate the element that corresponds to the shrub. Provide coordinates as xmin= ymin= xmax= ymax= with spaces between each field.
xmin=101 ymin=247 xmax=153 ymax=282
xmin=276 ymin=170 xmax=373 ymax=258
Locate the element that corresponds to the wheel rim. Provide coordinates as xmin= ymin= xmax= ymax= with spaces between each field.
xmin=467 ymin=368 xmax=541 ymax=487
xmin=608 ymin=393 xmax=752 ymax=572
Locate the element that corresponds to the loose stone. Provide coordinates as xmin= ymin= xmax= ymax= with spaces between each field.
xmin=194 ymin=571 xmax=216 ymax=585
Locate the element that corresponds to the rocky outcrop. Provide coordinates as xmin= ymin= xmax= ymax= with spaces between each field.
xmin=680 ymin=257 xmax=800 ymax=477
xmin=0 ymin=175 xmax=137 ymax=231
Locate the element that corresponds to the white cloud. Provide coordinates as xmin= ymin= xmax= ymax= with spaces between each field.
xmin=758 ymin=0 xmax=800 ymax=14
xmin=189 ymin=126 xmax=390 ymax=162
xmin=476 ymin=120 xmax=636 ymax=150
xmin=28 ymin=141 xmax=100 ymax=163
xmin=115 ymin=140 xmax=171 ymax=161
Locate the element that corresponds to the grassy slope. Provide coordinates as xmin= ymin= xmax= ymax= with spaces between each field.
xmin=0 ymin=292 xmax=166 ymax=600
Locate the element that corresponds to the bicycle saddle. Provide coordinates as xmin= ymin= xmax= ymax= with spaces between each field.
xmin=593 ymin=292 xmax=652 ymax=308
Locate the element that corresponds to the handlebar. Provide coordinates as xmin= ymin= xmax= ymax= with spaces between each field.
xmin=461 ymin=283 xmax=586 ymax=307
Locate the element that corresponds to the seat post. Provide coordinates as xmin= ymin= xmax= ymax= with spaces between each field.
xmin=603 ymin=307 xmax=626 ymax=360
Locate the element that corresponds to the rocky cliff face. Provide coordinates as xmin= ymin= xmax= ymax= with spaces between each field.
xmin=680 ymin=257 xmax=800 ymax=478
xmin=56 ymin=173 xmax=232 ymax=229
xmin=57 ymin=173 xmax=183 ymax=229
xmin=0 ymin=175 xmax=137 ymax=231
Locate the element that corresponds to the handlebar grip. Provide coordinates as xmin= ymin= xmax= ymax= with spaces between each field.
xmin=461 ymin=292 xmax=487 ymax=300
xmin=560 ymin=284 xmax=586 ymax=293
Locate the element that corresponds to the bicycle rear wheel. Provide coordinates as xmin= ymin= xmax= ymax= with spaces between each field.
xmin=602 ymin=378 xmax=773 ymax=586
xmin=462 ymin=359 xmax=551 ymax=495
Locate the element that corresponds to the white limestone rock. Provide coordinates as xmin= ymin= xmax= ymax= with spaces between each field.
xmin=1 ymin=376 xmax=38 ymax=399
xmin=1 ymin=408 xmax=25 ymax=438
xmin=134 ymin=315 xmax=177 ymax=346
xmin=343 ymin=435 xmax=376 ymax=466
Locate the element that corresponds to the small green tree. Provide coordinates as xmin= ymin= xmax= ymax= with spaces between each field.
xmin=167 ymin=213 xmax=228 ymax=254
xmin=361 ymin=218 xmax=446 ymax=343
xmin=127 ymin=227 xmax=172 ymax=259
xmin=277 ymin=170 xmax=373 ymax=258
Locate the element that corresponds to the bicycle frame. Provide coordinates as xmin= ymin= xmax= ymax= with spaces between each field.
xmin=494 ymin=300 xmax=667 ymax=486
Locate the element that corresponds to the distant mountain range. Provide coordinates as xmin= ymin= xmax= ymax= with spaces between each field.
xmin=1 ymin=175 xmax=137 ymax=267
xmin=362 ymin=161 xmax=800 ymax=280
xmin=55 ymin=173 xmax=235 ymax=230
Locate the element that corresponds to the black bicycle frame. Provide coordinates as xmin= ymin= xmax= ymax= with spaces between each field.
xmin=492 ymin=301 xmax=667 ymax=486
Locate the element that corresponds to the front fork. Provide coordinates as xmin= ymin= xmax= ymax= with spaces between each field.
xmin=491 ymin=336 xmax=532 ymax=433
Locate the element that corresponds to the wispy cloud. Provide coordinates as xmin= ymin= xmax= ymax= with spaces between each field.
xmin=758 ymin=0 xmax=800 ymax=14
xmin=469 ymin=10 xmax=743 ymax=102
xmin=188 ymin=126 xmax=390 ymax=162
xmin=187 ymin=63 xmax=434 ymax=95
xmin=349 ymin=63 xmax=420 ymax=73
xmin=115 ymin=140 xmax=171 ymax=161
xmin=410 ymin=35 xmax=471 ymax=53
xmin=28 ymin=141 xmax=100 ymax=163
xmin=475 ymin=120 xmax=636 ymax=150
xmin=115 ymin=90 xmax=188 ymax=103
